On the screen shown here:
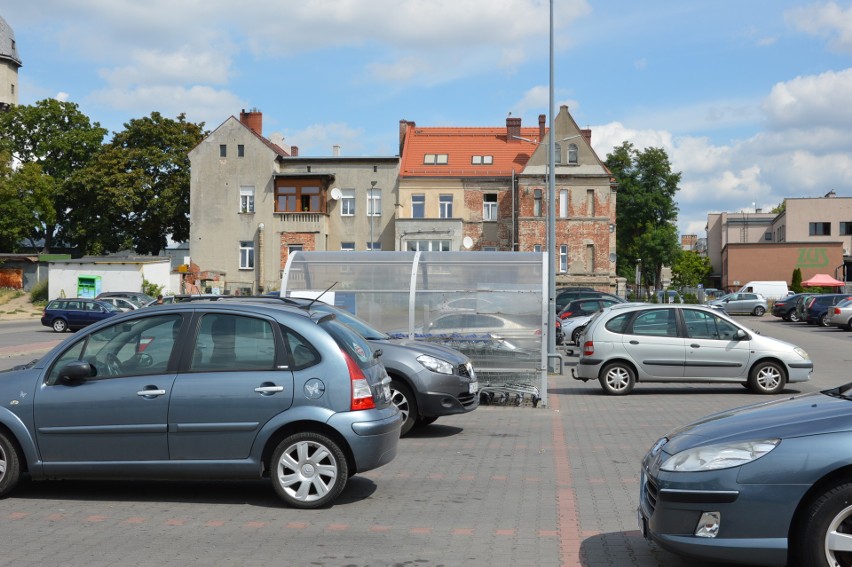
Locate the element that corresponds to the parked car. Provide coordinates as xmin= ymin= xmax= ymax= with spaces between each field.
xmin=803 ymin=293 xmax=852 ymax=327
xmin=794 ymin=293 xmax=819 ymax=323
xmin=3 ymin=299 xmax=401 ymax=508
xmin=40 ymin=298 xmax=122 ymax=332
xmin=639 ymin=381 xmax=852 ymax=566
xmin=555 ymin=288 xmax=620 ymax=314
xmin=96 ymin=291 xmax=156 ymax=305
xmin=144 ymin=294 xmax=221 ymax=306
xmin=558 ymin=297 xmax=625 ymax=320
xmin=655 ymin=290 xmax=684 ymax=304
xmin=771 ymin=292 xmax=809 ymax=322
xmin=270 ymin=296 xmax=479 ymax=436
xmin=827 ymin=297 xmax=852 ymax=330
xmin=572 ymin=303 xmax=812 ymax=395
xmin=707 ymin=292 xmax=768 ymax=316
xmin=97 ymin=296 xmax=143 ymax=312
xmin=563 ymin=314 xmax=593 ymax=346
xmin=425 ymin=311 xmax=542 ymax=353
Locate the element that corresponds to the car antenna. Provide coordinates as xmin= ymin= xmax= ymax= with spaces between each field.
xmin=306 ymin=282 xmax=338 ymax=309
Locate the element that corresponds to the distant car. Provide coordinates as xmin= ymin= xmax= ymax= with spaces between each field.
xmin=572 ymin=303 xmax=812 ymax=395
xmin=562 ymin=314 xmax=593 ymax=346
xmin=144 ymin=294 xmax=221 ymax=306
xmin=96 ymin=291 xmax=156 ymax=305
xmin=803 ymin=293 xmax=852 ymax=326
xmin=97 ymin=296 xmax=143 ymax=312
xmin=425 ymin=312 xmax=542 ymax=353
xmin=771 ymin=292 xmax=809 ymax=322
xmin=707 ymin=292 xmax=768 ymax=316
xmin=555 ymin=289 xmax=621 ymax=314
xmin=558 ymin=297 xmax=626 ymax=320
xmin=827 ymin=298 xmax=852 ymax=330
xmin=5 ymin=299 xmax=401 ymax=508
xmin=640 ymin=381 xmax=852 ymax=566
xmin=655 ymin=290 xmax=684 ymax=304
xmin=40 ymin=298 xmax=122 ymax=332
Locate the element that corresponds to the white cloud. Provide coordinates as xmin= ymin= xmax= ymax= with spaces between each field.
xmin=99 ymin=48 xmax=232 ymax=86
xmin=787 ymin=1 xmax=852 ymax=53
xmin=763 ymin=68 xmax=852 ymax=130
xmin=288 ymin=122 xmax=366 ymax=157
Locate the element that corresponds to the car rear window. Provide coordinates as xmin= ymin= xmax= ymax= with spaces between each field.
xmin=321 ymin=318 xmax=377 ymax=370
xmin=604 ymin=312 xmax=632 ymax=334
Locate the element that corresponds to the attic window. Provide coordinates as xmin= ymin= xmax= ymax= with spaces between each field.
xmin=471 ymin=155 xmax=493 ymax=165
xmin=423 ymin=154 xmax=449 ymax=165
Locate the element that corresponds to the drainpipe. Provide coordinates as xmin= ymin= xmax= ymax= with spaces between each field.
xmin=258 ymin=223 xmax=265 ymax=293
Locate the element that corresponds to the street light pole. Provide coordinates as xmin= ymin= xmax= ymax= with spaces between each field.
xmin=547 ymin=0 xmax=557 ymax=364
xmin=370 ymin=180 xmax=377 ymax=250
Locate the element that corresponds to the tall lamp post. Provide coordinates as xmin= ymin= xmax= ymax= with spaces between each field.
xmin=370 ymin=180 xmax=377 ymax=250
xmin=546 ymin=0 xmax=557 ymax=368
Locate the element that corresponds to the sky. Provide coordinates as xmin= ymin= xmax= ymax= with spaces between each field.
xmin=2 ymin=0 xmax=852 ymax=239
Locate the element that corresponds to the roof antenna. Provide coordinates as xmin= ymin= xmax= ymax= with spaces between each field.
xmin=307 ymin=281 xmax=338 ymax=309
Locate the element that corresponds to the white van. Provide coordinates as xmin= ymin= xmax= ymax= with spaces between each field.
xmin=736 ymin=281 xmax=790 ymax=300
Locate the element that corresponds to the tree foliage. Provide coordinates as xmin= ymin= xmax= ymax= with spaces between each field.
xmin=606 ymin=142 xmax=682 ymax=289
xmin=0 ymin=99 xmax=107 ymax=252
xmin=771 ymin=201 xmax=786 ymax=214
xmin=791 ymin=267 xmax=803 ymax=293
xmin=671 ymin=250 xmax=712 ymax=288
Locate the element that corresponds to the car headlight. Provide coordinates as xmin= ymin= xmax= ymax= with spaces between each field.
xmin=660 ymin=439 xmax=780 ymax=472
xmin=417 ymin=354 xmax=454 ymax=375
xmin=794 ymin=347 xmax=810 ymax=360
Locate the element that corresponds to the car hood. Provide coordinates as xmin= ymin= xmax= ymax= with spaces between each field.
xmin=371 ymin=337 xmax=470 ymax=365
xmin=663 ymin=389 xmax=852 ymax=454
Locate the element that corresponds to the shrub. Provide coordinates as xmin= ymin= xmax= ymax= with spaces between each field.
xmin=29 ymin=279 xmax=49 ymax=303
xmin=142 ymin=278 xmax=164 ymax=298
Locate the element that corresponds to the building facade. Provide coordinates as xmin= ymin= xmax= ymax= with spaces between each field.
xmin=0 ymin=15 xmax=21 ymax=111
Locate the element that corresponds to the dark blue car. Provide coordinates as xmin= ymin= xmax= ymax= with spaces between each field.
xmin=803 ymin=293 xmax=852 ymax=326
xmin=40 ymin=298 xmax=121 ymax=332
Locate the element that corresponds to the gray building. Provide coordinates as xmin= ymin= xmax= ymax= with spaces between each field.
xmin=0 ymin=15 xmax=21 ymax=111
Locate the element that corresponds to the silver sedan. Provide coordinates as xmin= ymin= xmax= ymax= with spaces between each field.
xmin=827 ymin=297 xmax=852 ymax=330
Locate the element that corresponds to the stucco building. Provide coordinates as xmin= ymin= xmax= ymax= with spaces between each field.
xmin=0 ymin=15 xmax=20 ymax=111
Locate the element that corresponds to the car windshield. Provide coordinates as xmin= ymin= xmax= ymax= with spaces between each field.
xmin=310 ymin=304 xmax=389 ymax=340
xmin=824 ymin=382 xmax=852 ymax=400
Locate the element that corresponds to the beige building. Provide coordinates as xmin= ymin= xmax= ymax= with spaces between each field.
xmin=706 ymin=192 xmax=852 ymax=290
xmin=0 ymin=15 xmax=21 ymax=111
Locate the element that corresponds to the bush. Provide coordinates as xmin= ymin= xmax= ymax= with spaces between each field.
xmin=682 ymin=293 xmax=700 ymax=304
xmin=142 ymin=278 xmax=164 ymax=298
xmin=29 ymin=279 xmax=48 ymax=303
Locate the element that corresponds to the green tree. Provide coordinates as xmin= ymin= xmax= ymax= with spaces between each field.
xmin=66 ymin=112 xmax=205 ymax=254
xmin=771 ymin=200 xmax=786 ymax=214
xmin=671 ymin=250 xmax=712 ymax=288
xmin=606 ymin=142 xmax=681 ymax=289
xmin=791 ymin=267 xmax=803 ymax=293
xmin=0 ymin=160 xmax=57 ymax=252
xmin=0 ymin=99 xmax=107 ymax=252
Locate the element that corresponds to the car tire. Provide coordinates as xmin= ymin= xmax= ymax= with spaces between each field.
xmin=415 ymin=416 xmax=439 ymax=428
xmin=789 ymin=311 xmax=801 ymax=323
xmin=753 ymin=306 xmax=766 ymax=316
xmin=52 ymin=318 xmax=68 ymax=333
xmin=819 ymin=313 xmax=831 ymax=327
xmin=389 ymin=380 xmax=418 ymax=436
xmin=747 ymin=360 xmax=786 ymax=394
xmin=599 ymin=362 xmax=636 ymax=396
xmin=571 ymin=326 xmax=585 ymax=346
xmin=0 ymin=431 xmax=22 ymax=497
xmin=270 ymin=431 xmax=348 ymax=509
xmin=796 ymin=480 xmax=852 ymax=567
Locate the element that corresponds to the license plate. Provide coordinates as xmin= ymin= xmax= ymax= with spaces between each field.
xmin=469 ymin=381 xmax=479 ymax=394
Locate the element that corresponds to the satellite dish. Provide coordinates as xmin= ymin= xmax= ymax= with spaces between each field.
xmin=462 ymin=236 xmax=473 ymax=249
xmin=330 ymin=187 xmax=342 ymax=201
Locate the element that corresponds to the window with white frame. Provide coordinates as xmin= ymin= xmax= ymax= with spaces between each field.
xmin=533 ymin=244 xmax=542 ymax=253
xmin=239 ymin=241 xmax=254 ymax=269
xmin=411 ymin=194 xmax=425 ymax=218
xmin=341 ymin=242 xmax=355 ymax=251
xmin=471 ymin=155 xmax=493 ymax=165
xmin=439 ymin=194 xmax=453 ymax=218
xmin=341 ymin=189 xmax=355 ymax=216
xmin=483 ymin=194 xmax=497 ymax=221
xmin=240 ymin=186 xmax=255 ymax=213
xmin=568 ymin=144 xmax=578 ymax=164
xmin=367 ymin=241 xmax=381 ymax=251
xmin=560 ymin=245 xmax=568 ymax=272
xmin=407 ymin=240 xmax=450 ymax=252
xmin=559 ymin=189 xmax=568 ymax=218
xmin=534 ymin=189 xmax=542 ymax=216
xmin=368 ymin=189 xmax=381 ymax=217
xmin=554 ymin=142 xmax=562 ymax=164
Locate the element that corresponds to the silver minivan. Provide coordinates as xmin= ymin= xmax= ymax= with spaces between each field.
xmin=572 ymin=303 xmax=812 ymax=395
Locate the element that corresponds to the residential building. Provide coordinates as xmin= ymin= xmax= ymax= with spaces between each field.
xmin=705 ymin=193 xmax=852 ymax=290
xmin=0 ymin=15 xmax=20 ymax=111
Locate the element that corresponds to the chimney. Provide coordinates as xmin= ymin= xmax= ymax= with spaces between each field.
xmin=581 ymin=128 xmax=592 ymax=146
xmin=507 ymin=116 xmax=522 ymax=142
xmin=399 ymin=119 xmax=414 ymax=155
xmin=240 ymin=108 xmax=262 ymax=136
xmin=333 ymin=145 xmax=341 ymax=157
xmin=290 ymin=146 xmax=298 ymax=157
xmin=538 ymin=114 xmax=546 ymax=143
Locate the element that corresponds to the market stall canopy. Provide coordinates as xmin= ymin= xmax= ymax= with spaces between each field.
xmin=802 ymin=273 xmax=845 ymax=287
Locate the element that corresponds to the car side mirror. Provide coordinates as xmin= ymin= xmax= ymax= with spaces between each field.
xmin=373 ymin=349 xmax=383 ymax=359
xmin=735 ymin=329 xmax=748 ymax=340
xmin=58 ymin=360 xmax=96 ymax=384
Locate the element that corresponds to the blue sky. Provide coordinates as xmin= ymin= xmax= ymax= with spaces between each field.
xmin=3 ymin=0 xmax=852 ymax=239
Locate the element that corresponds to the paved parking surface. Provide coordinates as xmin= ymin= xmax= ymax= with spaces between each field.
xmin=0 ymin=315 xmax=849 ymax=566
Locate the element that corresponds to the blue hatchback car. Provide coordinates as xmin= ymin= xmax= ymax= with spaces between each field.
xmin=640 ymin=384 xmax=852 ymax=566
xmin=40 ymin=298 xmax=121 ymax=332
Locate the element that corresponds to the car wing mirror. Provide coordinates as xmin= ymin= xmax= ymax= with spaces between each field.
xmin=735 ymin=329 xmax=748 ymax=340
xmin=373 ymin=348 xmax=383 ymax=359
xmin=58 ymin=360 xmax=96 ymax=385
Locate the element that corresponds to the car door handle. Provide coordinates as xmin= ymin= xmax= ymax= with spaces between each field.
xmin=137 ymin=388 xmax=166 ymax=397
xmin=690 ymin=344 xmax=701 ymax=348
xmin=254 ymin=385 xmax=284 ymax=394
xmin=629 ymin=340 xmax=639 ymax=344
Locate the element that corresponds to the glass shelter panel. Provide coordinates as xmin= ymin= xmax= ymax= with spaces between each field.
xmin=282 ymin=251 xmax=548 ymax=406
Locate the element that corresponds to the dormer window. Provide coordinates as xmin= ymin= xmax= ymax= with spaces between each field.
xmin=471 ymin=155 xmax=493 ymax=165
xmin=423 ymin=154 xmax=449 ymax=165
xmin=568 ymin=144 xmax=578 ymax=164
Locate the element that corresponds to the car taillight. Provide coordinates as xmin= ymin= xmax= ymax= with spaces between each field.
xmin=835 ymin=307 xmax=842 ymax=315
xmin=583 ymin=341 xmax=594 ymax=356
xmin=560 ymin=311 xmax=573 ymax=319
xmin=344 ymin=351 xmax=375 ymax=411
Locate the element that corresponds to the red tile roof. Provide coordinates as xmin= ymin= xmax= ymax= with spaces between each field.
xmin=400 ymin=124 xmax=545 ymax=178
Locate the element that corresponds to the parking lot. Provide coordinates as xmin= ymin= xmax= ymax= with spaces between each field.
xmin=0 ymin=314 xmax=849 ymax=566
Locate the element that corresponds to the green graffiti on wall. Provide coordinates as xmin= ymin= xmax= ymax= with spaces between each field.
xmin=796 ymin=247 xmax=830 ymax=268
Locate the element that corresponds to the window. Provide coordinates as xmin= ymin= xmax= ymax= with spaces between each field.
xmin=483 ymin=194 xmax=497 ymax=221
xmin=341 ymin=242 xmax=355 ymax=251
xmin=683 ymin=309 xmax=739 ymax=341
xmin=341 ymin=189 xmax=355 ymax=216
xmin=631 ymin=309 xmax=678 ymax=338
xmin=568 ymin=144 xmax=578 ymax=164
xmin=585 ymin=244 xmax=595 ymax=272
xmin=239 ymin=186 xmax=255 ymax=213
xmin=559 ymin=189 xmax=568 ymax=218
xmin=534 ymin=189 xmax=542 ymax=216
xmin=219 ymin=144 xmax=227 ymax=158
xmin=288 ymin=244 xmax=303 ymax=255
xmin=407 ymin=240 xmax=450 ymax=252
xmin=237 ymin=144 xmax=245 ymax=157
xmin=439 ymin=194 xmax=453 ymax=218
xmin=275 ymin=183 xmax=322 ymax=213
xmin=764 ymin=231 xmax=773 ymax=241
xmin=483 ymin=246 xmax=497 ymax=251
xmin=423 ymin=154 xmax=448 ymax=165
xmin=560 ymin=245 xmax=568 ymax=272
xmin=841 ymin=222 xmax=852 ymax=236
xmin=533 ymin=244 xmax=542 ymax=253
xmin=239 ymin=241 xmax=254 ymax=269
xmin=809 ymin=222 xmax=831 ymax=236
xmin=586 ymin=189 xmax=595 ymax=216
xmin=191 ymin=314 xmax=276 ymax=371
xmin=554 ymin=143 xmax=562 ymax=164
xmin=368 ymin=189 xmax=381 ymax=216
xmin=367 ymin=241 xmax=381 ymax=251
xmin=471 ymin=155 xmax=493 ymax=165
xmin=412 ymin=194 xmax=425 ymax=218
